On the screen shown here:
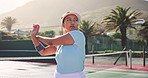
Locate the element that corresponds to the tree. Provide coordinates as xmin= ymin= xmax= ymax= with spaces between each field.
xmin=137 ymin=20 xmax=148 ymax=46
xmin=38 ymin=30 xmax=55 ymax=38
xmin=44 ymin=30 xmax=55 ymax=38
xmin=79 ymin=20 xmax=103 ymax=54
xmin=1 ymin=17 xmax=17 ymax=32
xmin=112 ymin=32 xmax=122 ymax=39
xmin=103 ymin=6 xmax=142 ymax=49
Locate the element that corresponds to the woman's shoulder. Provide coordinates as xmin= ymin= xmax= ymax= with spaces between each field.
xmin=68 ymin=30 xmax=85 ymax=39
xmin=69 ymin=30 xmax=83 ymax=34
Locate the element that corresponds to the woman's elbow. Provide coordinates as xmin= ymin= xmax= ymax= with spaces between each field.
xmin=38 ymin=46 xmax=56 ymax=56
xmin=38 ymin=50 xmax=48 ymax=56
xmin=38 ymin=50 xmax=56 ymax=56
xmin=39 ymin=53 xmax=47 ymax=56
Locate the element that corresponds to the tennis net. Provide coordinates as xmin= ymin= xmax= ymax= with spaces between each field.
xmin=0 ymin=50 xmax=130 ymax=67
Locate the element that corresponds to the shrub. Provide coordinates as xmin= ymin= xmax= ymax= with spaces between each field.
xmin=0 ymin=31 xmax=31 ymax=40
xmin=104 ymin=50 xmax=115 ymax=53
xmin=38 ymin=30 xmax=55 ymax=38
xmin=111 ymin=32 xmax=121 ymax=39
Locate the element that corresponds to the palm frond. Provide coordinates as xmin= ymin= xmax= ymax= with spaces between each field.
xmin=111 ymin=9 xmax=118 ymax=16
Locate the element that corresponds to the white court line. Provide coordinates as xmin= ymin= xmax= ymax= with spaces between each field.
xmin=86 ymin=68 xmax=148 ymax=77
xmin=0 ymin=56 xmax=55 ymax=61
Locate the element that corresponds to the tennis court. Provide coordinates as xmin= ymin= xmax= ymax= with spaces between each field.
xmin=0 ymin=60 xmax=147 ymax=78
xmin=0 ymin=51 xmax=147 ymax=78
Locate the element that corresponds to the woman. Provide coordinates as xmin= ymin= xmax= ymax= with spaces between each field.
xmin=31 ymin=12 xmax=86 ymax=78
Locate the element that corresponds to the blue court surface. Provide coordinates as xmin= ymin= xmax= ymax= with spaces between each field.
xmin=0 ymin=61 xmax=147 ymax=78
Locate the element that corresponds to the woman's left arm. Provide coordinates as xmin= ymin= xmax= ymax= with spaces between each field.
xmin=37 ymin=33 xmax=74 ymax=46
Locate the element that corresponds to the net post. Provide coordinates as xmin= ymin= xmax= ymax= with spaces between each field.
xmin=129 ymin=49 xmax=132 ymax=69
xmin=92 ymin=56 xmax=95 ymax=64
xmin=123 ymin=48 xmax=128 ymax=66
xmin=92 ymin=45 xmax=95 ymax=64
xmin=126 ymin=51 xmax=129 ymax=66
xmin=143 ymin=46 xmax=145 ymax=67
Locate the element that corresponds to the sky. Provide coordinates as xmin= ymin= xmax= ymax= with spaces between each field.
xmin=0 ymin=0 xmax=32 ymax=14
xmin=0 ymin=0 xmax=147 ymax=15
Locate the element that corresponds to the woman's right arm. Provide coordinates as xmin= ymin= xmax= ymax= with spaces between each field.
xmin=36 ymin=36 xmax=51 ymax=45
xmin=31 ymin=24 xmax=57 ymax=56
xmin=31 ymin=25 xmax=40 ymax=47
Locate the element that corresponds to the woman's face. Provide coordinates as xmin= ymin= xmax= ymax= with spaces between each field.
xmin=62 ymin=14 xmax=79 ymax=32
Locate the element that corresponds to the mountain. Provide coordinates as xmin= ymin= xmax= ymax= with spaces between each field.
xmin=0 ymin=0 xmax=147 ymax=29
xmin=81 ymin=6 xmax=148 ymax=24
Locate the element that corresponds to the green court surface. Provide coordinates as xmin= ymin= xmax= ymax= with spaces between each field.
xmin=85 ymin=67 xmax=148 ymax=78
xmin=0 ymin=60 xmax=147 ymax=78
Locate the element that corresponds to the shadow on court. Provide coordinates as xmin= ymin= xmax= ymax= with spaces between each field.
xmin=0 ymin=59 xmax=148 ymax=78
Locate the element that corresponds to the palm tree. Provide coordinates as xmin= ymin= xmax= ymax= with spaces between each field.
xmin=103 ymin=6 xmax=142 ymax=49
xmin=1 ymin=17 xmax=17 ymax=32
xmin=79 ymin=20 xmax=103 ymax=54
xmin=137 ymin=20 xmax=148 ymax=46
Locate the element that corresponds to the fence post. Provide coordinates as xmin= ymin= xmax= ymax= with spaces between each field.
xmin=129 ymin=49 xmax=132 ymax=69
xmin=126 ymin=51 xmax=129 ymax=66
xmin=143 ymin=46 xmax=145 ymax=67
xmin=92 ymin=45 xmax=95 ymax=64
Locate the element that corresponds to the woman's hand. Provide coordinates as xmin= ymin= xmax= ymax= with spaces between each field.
xmin=31 ymin=24 xmax=40 ymax=36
